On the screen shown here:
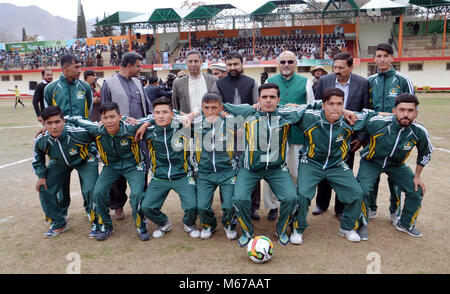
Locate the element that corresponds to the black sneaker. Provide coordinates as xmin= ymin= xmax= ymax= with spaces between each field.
xmin=267 ymin=208 xmax=278 ymax=221
xmin=96 ymin=229 xmax=114 ymax=241
xmin=139 ymin=232 xmax=151 ymax=241
xmin=312 ymin=206 xmax=325 ymax=215
xmin=251 ymin=209 xmax=260 ymax=221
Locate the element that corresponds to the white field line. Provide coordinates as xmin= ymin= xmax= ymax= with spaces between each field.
xmin=0 ymin=125 xmax=40 ymax=130
xmin=435 ymin=147 xmax=450 ymax=153
xmin=0 ymin=158 xmax=33 ymax=169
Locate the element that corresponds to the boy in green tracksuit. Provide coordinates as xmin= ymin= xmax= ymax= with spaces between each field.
xmin=43 ymin=54 xmax=93 ymax=220
xmin=289 ymin=88 xmax=381 ymax=244
xmin=32 ymin=106 xmax=98 ymax=238
xmin=367 ymin=43 xmax=415 ymax=218
xmin=65 ymin=102 xmax=150 ymax=241
xmin=221 ymin=83 xmax=325 ymax=247
xmin=356 ymin=93 xmax=432 ymax=239
xmin=191 ymin=93 xmax=239 ymax=240
xmin=136 ymin=97 xmax=200 ymax=239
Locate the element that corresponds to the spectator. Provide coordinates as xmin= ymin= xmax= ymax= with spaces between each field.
xmin=145 ymin=75 xmax=172 ymax=103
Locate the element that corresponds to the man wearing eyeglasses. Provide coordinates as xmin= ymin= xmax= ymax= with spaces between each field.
xmin=262 ymin=51 xmax=315 ymax=221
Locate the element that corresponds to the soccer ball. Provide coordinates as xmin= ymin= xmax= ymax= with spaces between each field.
xmin=247 ymin=236 xmax=274 ymax=264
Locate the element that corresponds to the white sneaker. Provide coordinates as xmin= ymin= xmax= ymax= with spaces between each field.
xmin=368 ymin=209 xmax=378 ymax=219
xmin=200 ymin=227 xmax=214 ymax=240
xmin=339 ymin=228 xmax=361 ymax=242
xmin=152 ymin=221 xmax=172 ymax=238
xmin=224 ymin=226 xmax=237 ymax=240
xmin=184 ymin=224 xmax=200 ymax=238
xmin=290 ymin=229 xmax=303 ymax=245
xmin=390 ymin=213 xmax=399 ymax=227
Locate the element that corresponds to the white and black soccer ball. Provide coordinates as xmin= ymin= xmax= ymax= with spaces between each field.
xmin=247 ymin=236 xmax=274 ymax=264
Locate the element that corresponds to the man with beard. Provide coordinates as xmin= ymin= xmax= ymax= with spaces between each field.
xmin=33 ymin=69 xmax=53 ymax=123
xmin=211 ymin=52 xmax=261 ymax=221
xmin=355 ymin=93 xmax=432 ymax=240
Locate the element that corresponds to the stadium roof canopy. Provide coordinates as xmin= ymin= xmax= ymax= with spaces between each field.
xmin=149 ymin=8 xmax=193 ymax=24
xmin=359 ymin=0 xmax=408 ymax=15
xmin=249 ymin=0 xmax=323 ymax=20
xmin=408 ymin=0 xmax=450 ymax=8
xmin=182 ymin=4 xmax=250 ymax=28
xmin=95 ymin=11 xmax=143 ymax=26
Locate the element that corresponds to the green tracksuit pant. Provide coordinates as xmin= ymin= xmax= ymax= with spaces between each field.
xmin=141 ymin=175 xmax=197 ymax=227
xmin=197 ymin=170 xmax=237 ymax=231
xmin=296 ymin=161 xmax=363 ymax=233
xmin=39 ymin=160 xmax=98 ymax=229
xmin=234 ymin=166 xmax=299 ymax=238
xmin=357 ymin=159 xmax=423 ymax=229
xmin=58 ymin=176 xmax=72 ymax=217
xmin=92 ymin=165 xmax=147 ymax=234
xmin=369 ymin=175 xmax=403 ymax=216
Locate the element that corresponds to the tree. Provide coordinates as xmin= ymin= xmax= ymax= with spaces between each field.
xmin=22 ymin=28 xmax=27 ymax=41
xmin=76 ymin=0 xmax=88 ymax=38
xmin=90 ymin=17 xmax=104 ymax=37
xmin=181 ymin=0 xmax=207 ymax=9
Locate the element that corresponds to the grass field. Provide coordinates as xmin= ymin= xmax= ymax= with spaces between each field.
xmin=0 ymin=94 xmax=449 ymax=274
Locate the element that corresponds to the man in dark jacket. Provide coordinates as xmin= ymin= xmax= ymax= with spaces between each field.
xmin=145 ymin=75 xmax=172 ymax=103
xmin=33 ymin=69 xmax=53 ymax=122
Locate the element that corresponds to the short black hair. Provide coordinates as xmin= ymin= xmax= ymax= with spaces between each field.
xmin=148 ymin=76 xmax=159 ymax=84
xmin=152 ymin=97 xmax=173 ymax=111
xmin=41 ymin=69 xmax=52 ymax=76
xmin=120 ymin=52 xmax=143 ymax=67
xmin=376 ymin=43 xmax=394 ymax=56
xmin=100 ymin=101 xmax=120 ymax=115
xmin=41 ymin=106 xmax=63 ymax=121
xmin=333 ymin=52 xmax=353 ymax=67
xmin=322 ymin=87 xmax=345 ymax=103
xmin=186 ymin=50 xmax=202 ymax=59
xmin=83 ymin=69 xmax=95 ymax=81
xmin=225 ymin=52 xmax=243 ymax=63
xmin=202 ymin=92 xmax=223 ymax=104
xmin=395 ymin=93 xmax=419 ymax=107
xmin=60 ymin=54 xmax=81 ymax=68
xmin=258 ymin=83 xmax=280 ymax=97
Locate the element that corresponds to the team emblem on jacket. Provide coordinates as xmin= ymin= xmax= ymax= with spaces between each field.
xmin=174 ymin=138 xmax=183 ymax=149
xmin=188 ymin=176 xmax=196 ymax=185
xmin=388 ymin=88 xmax=399 ymax=97
xmin=76 ymin=91 xmax=85 ymax=100
xmin=335 ymin=134 xmax=344 ymax=143
xmin=403 ymin=142 xmax=413 ymax=151
xmin=69 ymin=148 xmax=78 ymax=155
xmin=231 ymin=176 xmax=237 ymax=185
xmin=120 ymin=139 xmax=129 ymax=147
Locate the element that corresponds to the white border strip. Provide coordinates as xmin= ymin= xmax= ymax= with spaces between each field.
xmin=0 ymin=158 xmax=33 ymax=169
xmin=435 ymin=148 xmax=450 ymax=153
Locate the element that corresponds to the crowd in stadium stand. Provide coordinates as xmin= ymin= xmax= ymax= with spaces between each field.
xmin=176 ymin=33 xmax=347 ymax=63
xmin=0 ymin=37 xmax=153 ymax=71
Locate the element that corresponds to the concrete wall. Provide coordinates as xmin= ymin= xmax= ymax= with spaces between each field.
xmin=359 ymin=21 xmax=395 ymax=58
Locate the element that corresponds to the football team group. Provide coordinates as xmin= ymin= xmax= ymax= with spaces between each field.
xmin=32 ymin=42 xmax=432 ymax=249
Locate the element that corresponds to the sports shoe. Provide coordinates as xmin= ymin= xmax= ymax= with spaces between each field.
xmin=251 ymin=209 xmax=260 ymax=221
xmin=275 ymin=231 xmax=290 ymax=246
xmin=45 ymin=225 xmax=69 ymax=238
xmin=139 ymin=232 xmax=151 ymax=241
xmin=88 ymin=230 xmax=99 ymax=239
xmin=267 ymin=208 xmax=278 ymax=221
xmin=338 ymin=228 xmax=361 ymax=242
xmin=312 ymin=206 xmax=325 ymax=215
xmin=96 ymin=229 xmax=114 ymax=241
xmin=238 ymin=235 xmax=251 ymax=247
xmin=184 ymin=224 xmax=200 ymax=238
xmin=290 ymin=229 xmax=303 ymax=245
xmin=395 ymin=222 xmax=423 ymax=238
xmin=390 ymin=213 xmax=399 ymax=226
xmin=200 ymin=227 xmax=215 ymax=240
xmin=153 ymin=221 xmax=172 ymax=238
xmin=368 ymin=209 xmax=378 ymax=219
xmin=114 ymin=208 xmax=125 ymax=220
xmin=356 ymin=225 xmax=368 ymax=241
xmin=224 ymin=226 xmax=237 ymax=240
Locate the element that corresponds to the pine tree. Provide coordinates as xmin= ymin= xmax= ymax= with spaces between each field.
xmin=91 ymin=17 xmax=104 ymax=37
xmin=22 ymin=28 xmax=27 ymax=41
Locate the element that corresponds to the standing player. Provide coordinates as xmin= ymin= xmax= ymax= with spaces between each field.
xmin=356 ymin=94 xmax=432 ymax=240
xmin=65 ymin=102 xmax=150 ymax=241
xmin=368 ymin=43 xmax=415 ymax=220
xmin=137 ymin=98 xmax=200 ymax=239
xmin=191 ymin=93 xmax=239 ymax=240
xmin=8 ymin=85 xmax=25 ymax=109
xmin=32 ymin=106 xmax=98 ymax=238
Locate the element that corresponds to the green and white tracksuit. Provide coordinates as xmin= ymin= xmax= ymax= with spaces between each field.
xmin=65 ymin=117 xmax=147 ymax=234
xmin=368 ymin=66 xmax=415 ymax=213
xmin=357 ymin=115 xmax=432 ymax=230
xmin=43 ymin=75 xmax=93 ymax=217
xmin=292 ymin=108 xmax=378 ymax=234
xmin=32 ymin=124 xmax=98 ymax=230
xmin=222 ymin=103 xmax=320 ymax=238
xmin=139 ymin=115 xmax=197 ymax=227
xmin=191 ymin=113 xmax=239 ymax=232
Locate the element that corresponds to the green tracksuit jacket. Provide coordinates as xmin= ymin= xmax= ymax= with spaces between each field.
xmin=368 ymin=67 xmax=414 ymax=112
xmin=44 ymin=75 xmax=93 ymax=119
